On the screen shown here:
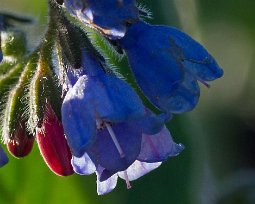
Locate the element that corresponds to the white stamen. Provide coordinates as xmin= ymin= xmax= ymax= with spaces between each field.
xmin=105 ymin=123 xmax=125 ymax=158
xmin=123 ymin=170 xmax=132 ymax=189
xmin=197 ymin=77 xmax=210 ymax=88
xmin=96 ymin=119 xmax=102 ymax=129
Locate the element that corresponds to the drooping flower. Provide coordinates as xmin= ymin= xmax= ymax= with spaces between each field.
xmin=61 ymin=72 xmax=162 ymax=173
xmin=36 ymin=102 xmax=74 ymax=176
xmin=71 ymin=125 xmax=184 ymax=195
xmin=118 ymin=21 xmax=223 ymax=114
xmin=58 ymin=18 xmax=179 ymax=181
xmin=0 ymin=145 xmax=8 ymax=167
xmin=63 ymin=0 xmax=139 ymax=39
xmin=61 ymin=45 xmax=170 ymax=176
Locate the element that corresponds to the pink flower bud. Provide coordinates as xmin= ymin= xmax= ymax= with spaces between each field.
xmin=7 ymin=121 xmax=34 ymax=158
xmin=36 ymin=102 xmax=74 ymax=176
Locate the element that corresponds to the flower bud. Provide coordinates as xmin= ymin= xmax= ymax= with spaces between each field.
xmin=36 ymin=102 xmax=74 ymax=176
xmin=7 ymin=120 xmax=34 ymax=158
xmin=1 ymin=30 xmax=27 ymax=58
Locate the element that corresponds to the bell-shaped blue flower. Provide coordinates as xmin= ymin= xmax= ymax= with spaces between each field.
xmin=61 ymin=46 xmax=167 ymax=161
xmin=119 ymin=21 xmax=223 ymax=114
xmin=64 ymin=0 xmax=139 ymax=39
xmin=62 ymin=73 xmax=147 ymax=157
xmin=62 ymin=69 xmax=170 ymax=175
xmin=0 ymin=145 xmax=8 ymax=167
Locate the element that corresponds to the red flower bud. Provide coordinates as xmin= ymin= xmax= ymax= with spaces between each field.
xmin=36 ymin=102 xmax=74 ymax=176
xmin=7 ymin=121 xmax=34 ymax=158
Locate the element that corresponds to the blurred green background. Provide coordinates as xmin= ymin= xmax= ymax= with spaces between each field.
xmin=1 ymin=0 xmax=255 ymax=203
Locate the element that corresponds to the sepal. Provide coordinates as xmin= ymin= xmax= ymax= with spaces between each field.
xmin=28 ymin=59 xmax=62 ymax=132
xmin=2 ymin=55 xmax=39 ymax=143
xmin=0 ymin=62 xmax=26 ymax=113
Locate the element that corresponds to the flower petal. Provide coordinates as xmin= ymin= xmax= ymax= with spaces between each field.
xmin=167 ymin=27 xmax=224 ymax=81
xmin=138 ymin=126 xmax=184 ymax=163
xmin=0 ymin=145 xmax=8 ymax=167
xmin=62 ymin=77 xmax=96 ymax=157
xmin=119 ymin=21 xmax=223 ymax=113
xmin=87 ymin=121 xmax=142 ymax=178
xmin=62 ymin=73 xmax=145 ymax=157
xmin=159 ymin=73 xmax=200 ymax=113
xmin=64 ymin=0 xmax=139 ymax=39
xmin=96 ymin=166 xmax=118 ymax=195
xmin=71 ymin=153 xmax=96 ymax=175
xmin=139 ymin=110 xmax=170 ymax=135
xmin=87 ymin=74 xmax=145 ymax=122
xmin=119 ymin=22 xmax=185 ymax=113
xmin=0 ymin=50 xmax=2 ymax=63
xmin=118 ymin=160 xmax=161 ymax=181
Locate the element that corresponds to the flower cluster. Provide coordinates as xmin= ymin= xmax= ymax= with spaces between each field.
xmin=0 ymin=0 xmax=223 ymax=195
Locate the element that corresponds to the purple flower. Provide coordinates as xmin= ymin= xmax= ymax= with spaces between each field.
xmin=61 ymin=72 xmax=168 ymax=174
xmin=118 ymin=21 xmax=223 ymax=114
xmin=64 ymin=0 xmax=139 ymax=39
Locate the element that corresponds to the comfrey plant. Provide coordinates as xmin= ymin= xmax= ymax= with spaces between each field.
xmin=0 ymin=0 xmax=223 ymax=195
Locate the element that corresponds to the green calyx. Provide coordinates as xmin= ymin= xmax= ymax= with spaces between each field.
xmin=28 ymin=58 xmax=62 ymax=132
xmin=1 ymin=53 xmax=39 ymax=142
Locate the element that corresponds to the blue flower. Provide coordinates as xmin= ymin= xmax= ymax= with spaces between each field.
xmin=118 ymin=21 xmax=224 ymax=114
xmin=71 ymin=125 xmax=184 ymax=195
xmin=61 ymin=45 xmax=177 ymax=177
xmin=61 ymin=71 xmax=168 ymax=172
xmin=0 ymin=145 xmax=8 ymax=167
xmin=64 ymin=0 xmax=139 ymax=39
